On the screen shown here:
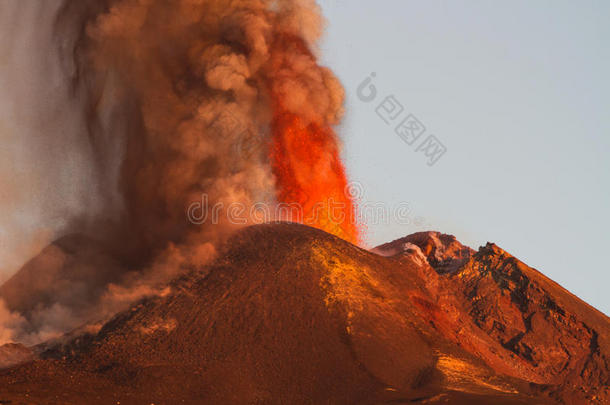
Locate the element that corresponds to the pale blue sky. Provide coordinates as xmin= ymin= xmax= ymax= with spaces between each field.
xmin=317 ymin=0 xmax=610 ymax=314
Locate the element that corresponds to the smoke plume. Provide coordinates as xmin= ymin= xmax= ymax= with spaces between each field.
xmin=0 ymin=0 xmax=355 ymax=345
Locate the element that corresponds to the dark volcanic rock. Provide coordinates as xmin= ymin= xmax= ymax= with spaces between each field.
xmin=452 ymin=243 xmax=609 ymax=403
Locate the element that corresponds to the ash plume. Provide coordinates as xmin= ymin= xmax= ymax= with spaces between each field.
xmin=0 ymin=0 xmax=349 ymax=345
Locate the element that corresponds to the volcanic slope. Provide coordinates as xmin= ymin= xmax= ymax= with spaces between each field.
xmin=0 ymin=234 xmax=125 ymax=324
xmin=0 ymin=224 xmax=607 ymax=404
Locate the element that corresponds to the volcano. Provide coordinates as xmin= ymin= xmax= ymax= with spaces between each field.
xmin=2 ymin=1 xmax=607 ymax=404
xmin=0 ymin=223 xmax=607 ymax=404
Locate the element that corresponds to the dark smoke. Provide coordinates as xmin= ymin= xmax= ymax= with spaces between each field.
xmin=0 ymin=0 xmax=346 ymax=345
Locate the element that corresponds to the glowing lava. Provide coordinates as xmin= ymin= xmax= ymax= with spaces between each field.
xmin=270 ymin=107 xmax=360 ymax=245
xmin=266 ymin=34 xmax=360 ymax=244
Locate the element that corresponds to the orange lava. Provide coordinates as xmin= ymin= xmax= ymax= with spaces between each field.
xmin=270 ymin=107 xmax=360 ymax=245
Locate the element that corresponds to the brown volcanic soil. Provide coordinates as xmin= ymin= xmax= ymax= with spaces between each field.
xmin=0 ymin=224 xmax=607 ymax=404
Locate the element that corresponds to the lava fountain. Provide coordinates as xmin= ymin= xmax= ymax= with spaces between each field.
xmin=268 ymin=35 xmax=360 ymax=245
